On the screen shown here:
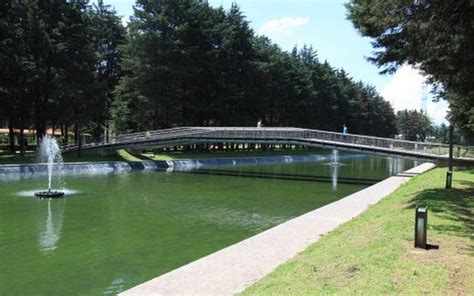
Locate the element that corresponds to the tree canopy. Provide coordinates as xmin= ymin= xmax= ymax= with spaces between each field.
xmin=396 ymin=109 xmax=432 ymax=141
xmin=0 ymin=0 xmax=125 ymax=152
xmin=346 ymin=0 xmax=474 ymax=139
xmin=112 ymin=0 xmax=397 ymax=137
xmin=1 ymin=0 xmax=401 ymax=154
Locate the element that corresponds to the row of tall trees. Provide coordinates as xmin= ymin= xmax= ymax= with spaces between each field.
xmin=112 ymin=0 xmax=397 ymax=137
xmin=0 ymin=0 xmax=125 ymax=154
xmin=395 ymin=110 xmax=468 ymax=144
xmin=1 ymin=0 xmax=418 ymax=155
xmin=396 ymin=110 xmax=432 ymax=141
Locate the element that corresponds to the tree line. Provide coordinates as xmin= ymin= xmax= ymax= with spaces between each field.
xmin=0 ymin=0 xmax=125 ymax=154
xmin=3 ymin=0 xmax=468 ymax=155
xmin=395 ymin=109 xmax=467 ymax=144
xmin=112 ymin=1 xmax=397 ymax=137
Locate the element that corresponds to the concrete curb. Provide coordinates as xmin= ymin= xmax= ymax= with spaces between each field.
xmin=121 ymin=162 xmax=436 ymax=296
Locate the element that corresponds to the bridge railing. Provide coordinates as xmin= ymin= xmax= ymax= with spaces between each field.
xmin=303 ymin=129 xmax=474 ymax=158
xmin=62 ymin=127 xmax=208 ymax=151
xmin=182 ymin=127 xmax=474 ymax=158
xmin=61 ymin=126 xmax=474 ymax=159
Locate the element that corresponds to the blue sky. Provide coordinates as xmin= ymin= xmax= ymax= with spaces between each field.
xmin=105 ymin=0 xmax=448 ymax=124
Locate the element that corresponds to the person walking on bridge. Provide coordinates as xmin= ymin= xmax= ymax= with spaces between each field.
xmin=257 ymin=119 xmax=263 ymax=128
xmin=343 ymin=124 xmax=348 ymax=135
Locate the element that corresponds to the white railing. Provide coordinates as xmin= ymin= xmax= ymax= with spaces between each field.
xmin=62 ymin=127 xmax=474 ymax=159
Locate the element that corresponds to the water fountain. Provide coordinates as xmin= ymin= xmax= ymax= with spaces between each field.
xmin=330 ymin=149 xmax=341 ymax=166
xmin=35 ymin=136 xmax=65 ymax=198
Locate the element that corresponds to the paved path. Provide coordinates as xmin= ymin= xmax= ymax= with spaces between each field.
xmin=121 ymin=163 xmax=436 ymax=296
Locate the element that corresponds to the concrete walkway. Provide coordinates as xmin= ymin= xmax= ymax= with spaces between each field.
xmin=121 ymin=163 xmax=436 ymax=296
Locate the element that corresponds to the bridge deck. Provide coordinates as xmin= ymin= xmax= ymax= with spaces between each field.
xmin=62 ymin=127 xmax=474 ymax=165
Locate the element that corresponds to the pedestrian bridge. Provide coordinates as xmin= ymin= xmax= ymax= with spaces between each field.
xmin=63 ymin=127 xmax=474 ymax=165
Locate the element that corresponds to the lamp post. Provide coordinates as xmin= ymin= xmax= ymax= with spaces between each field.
xmin=445 ymin=124 xmax=453 ymax=189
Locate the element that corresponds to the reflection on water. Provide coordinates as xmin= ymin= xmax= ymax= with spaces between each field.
xmin=387 ymin=157 xmax=410 ymax=176
xmin=331 ymin=164 xmax=339 ymax=191
xmin=182 ymin=168 xmax=378 ymax=186
xmin=39 ymin=200 xmax=64 ymax=253
xmin=0 ymin=151 xmax=415 ymax=295
xmin=332 ymin=149 xmax=339 ymax=165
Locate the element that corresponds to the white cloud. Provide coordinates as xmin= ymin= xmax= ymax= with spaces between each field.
xmin=426 ymin=99 xmax=449 ymax=125
xmin=258 ymin=17 xmax=310 ymax=37
xmin=381 ymin=65 xmax=448 ymax=125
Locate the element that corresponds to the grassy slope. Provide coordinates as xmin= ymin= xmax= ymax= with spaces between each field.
xmin=242 ymin=168 xmax=474 ymax=295
xmin=0 ymin=151 xmax=125 ymax=164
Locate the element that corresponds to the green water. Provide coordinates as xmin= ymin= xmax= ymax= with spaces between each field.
xmin=0 ymin=153 xmax=414 ymax=295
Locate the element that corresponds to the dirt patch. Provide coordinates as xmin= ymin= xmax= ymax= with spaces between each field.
xmin=345 ymin=266 xmax=360 ymax=278
xmin=402 ymin=236 xmax=473 ymax=295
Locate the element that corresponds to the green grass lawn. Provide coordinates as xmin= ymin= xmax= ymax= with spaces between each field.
xmin=0 ymin=151 xmax=124 ymax=164
xmin=241 ymin=168 xmax=474 ymax=295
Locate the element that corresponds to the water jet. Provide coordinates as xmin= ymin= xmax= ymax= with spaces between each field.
xmin=34 ymin=136 xmax=65 ymax=198
xmin=330 ymin=149 xmax=341 ymax=166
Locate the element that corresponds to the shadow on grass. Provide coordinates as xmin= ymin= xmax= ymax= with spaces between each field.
xmin=0 ymin=153 xmax=36 ymax=164
xmin=406 ymin=177 xmax=473 ymax=253
xmin=126 ymin=151 xmax=151 ymax=161
xmin=61 ymin=152 xmax=125 ymax=163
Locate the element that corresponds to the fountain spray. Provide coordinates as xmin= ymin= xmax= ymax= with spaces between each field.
xmin=35 ymin=135 xmax=65 ymax=198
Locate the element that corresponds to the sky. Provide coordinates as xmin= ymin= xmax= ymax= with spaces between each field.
xmin=104 ymin=0 xmax=449 ymax=124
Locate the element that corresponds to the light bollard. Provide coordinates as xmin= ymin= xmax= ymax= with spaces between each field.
xmin=445 ymin=171 xmax=453 ymax=189
xmin=446 ymin=124 xmax=454 ymax=190
xmin=415 ymin=206 xmax=428 ymax=249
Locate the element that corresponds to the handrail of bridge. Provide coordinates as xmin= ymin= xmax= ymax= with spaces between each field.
xmin=61 ymin=127 xmax=197 ymax=149
xmin=62 ymin=127 xmax=474 ymax=159
xmin=61 ymin=127 xmax=209 ymax=152
xmin=179 ymin=127 xmax=473 ymax=158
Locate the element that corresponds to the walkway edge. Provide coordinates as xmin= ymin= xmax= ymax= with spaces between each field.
xmin=120 ymin=162 xmax=436 ymax=296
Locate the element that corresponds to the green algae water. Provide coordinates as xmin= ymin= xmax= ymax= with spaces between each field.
xmin=0 ymin=152 xmax=414 ymax=295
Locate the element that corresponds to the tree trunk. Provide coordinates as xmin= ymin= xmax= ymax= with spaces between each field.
xmin=60 ymin=123 xmax=64 ymax=143
xmin=52 ymin=120 xmax=56 ymax=137
xmin=34 ymin=95 xmax=46 ymax=144
xmin=96 ymin=116 xmax=102 ymax=140
xmin=64 ymin=123 xmax=69 ymax=145
xmin=35 ymin=120 xmax=46 ymax=144
xmin=19 ymin=128 xmax=25 ymax=156
xmin=8 ymin=118 xmax=15 ymax=154
xmin=18 ymin=112 xmax=26 ymax=156
xmin=74 ymin=122 xmax=79 ymax=144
